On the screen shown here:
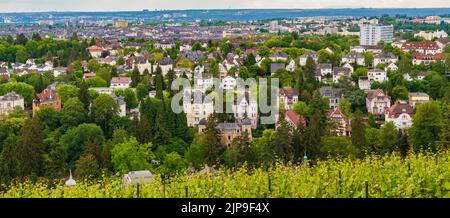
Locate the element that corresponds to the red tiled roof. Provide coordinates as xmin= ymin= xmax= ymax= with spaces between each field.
xmin=35 ymin=88 xmax=59 ymax=103
xmin=413 ymin=53 xmax=446 ymax=60
xmin=386 ymin=101 xmax=414 ymax=118
xmin=87 ymin=46 xmax=104 ymax=52
xmin=327 ymin=107 xmax=352 ymax=132
xmin=285 ymin=110 xmax=306 ymax=128
xmin=82 ymin=73 xmax=96 ymax=79
xmin=367 ymin=89 xmax=390 ymax=101
xmin=111 ymin=77 xmax=131 ymax=84
xmin=402 ymin=41 xmax=439 ymax=50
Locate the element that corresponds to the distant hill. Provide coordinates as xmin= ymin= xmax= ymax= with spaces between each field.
xmin=1 ymin=8 xmax=450 ymax=24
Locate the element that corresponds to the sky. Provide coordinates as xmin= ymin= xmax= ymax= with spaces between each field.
xmin=0 ymin=0 xmax=449 ymax=12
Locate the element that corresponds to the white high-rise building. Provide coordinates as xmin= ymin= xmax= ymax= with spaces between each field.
xmin=359 ymin=25 xmax=394 ymax=46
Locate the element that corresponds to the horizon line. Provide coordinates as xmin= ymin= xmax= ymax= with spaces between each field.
xmin=1 ymin=7 xmax=450 ymax=14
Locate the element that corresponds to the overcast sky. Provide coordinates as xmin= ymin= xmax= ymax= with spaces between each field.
xmin=0 ymin=0 xmax=449 ymax=12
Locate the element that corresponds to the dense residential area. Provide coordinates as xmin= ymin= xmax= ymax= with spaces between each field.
xmin=0 ymin=13 xmax=449 ymax=197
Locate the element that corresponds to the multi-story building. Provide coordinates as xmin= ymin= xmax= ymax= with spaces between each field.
xmin=183 ymin=89 xmax=214 ymax=127
xmin=32 ymin=87 xmax=61 ymax=116
xmin=299 ymin=52 xmax=318 ymax=66
xmin=373 ymin=52 xmax=398 ymax=66
xmin=233 ymin=92 xmax=258 ymax=128
xmin=332 ymin=67 xmax=352 ymax=83
xmin=359 ymin=24 xmax=394 ymax=46
xmin=153 ymin=57 xmax=174 ymax=76
xmin=319 ymin=86 xmax=342 ymax=109
xmin=327 ymin=107 xmax=352 ymax=137
xmin=412 ymin=53 xmax=446 ymax=65
xmin=402 ymin=41 xmax=442 ymax=54
xmin=110 ymin=77 xmax=132 ymax=89
xmin=87 ymin=45 xmax=104 ymax=58
xmin=366 ymin=89 xmax=391 ymax=115
xmin=368 ymin=69 xmax=388 ymax=83
xmin=279 ymin=87 xmax=299 ymax=110
xmin=358 ymin=76 xmax=371 ymax=90
xmin=385 ymin=101 xmax=414 ymax=129
xmin=0 ymin=92 xmax=24 ymax=116
xmin=222 ymin=76 xmax=237 ymax=90
xmin=409 ymin=92 xmax=430 ymax=108
xmin=342 ymin=52 xmax=365 ymax=66
xmin=193 ymin=73 xmax=214 ymax=90
xmin=198 ymin=119 xmax=253 ymax=147
xmin=316 ymin=63 xmax=333 ymax=76
xmin=414 ymin=30 xmax=448 ymax=41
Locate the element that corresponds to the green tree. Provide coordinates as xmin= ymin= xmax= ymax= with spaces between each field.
xmin=152 ymin=113 xmax=172 ymax=147
xmin=304 ymin=109 xmax=324 ymax=159
xmin=115 ymin=88 xmax=138 ymax=109
xmin=15 ymin=33 xmax=28 ymax=45
xmin=223 ymin=131 xmax=253 ymax=168
xmin=243 ymin=53 xmax=257 ymax=66
xmin=130 ymin=67 xmax=141 ymax=88
xmin=154 ymin=66 xmax=164 ymax=100
xmin=202 ymin=115 xmax=223 ymax=166
xmin=33 ymin=74 xmax=46 ymax=93
xmin=96 ymin=67 xmax=112 ymax=86
xmin=339 ymin=98 xmax=352 ymax=118
xmin=0 ymin=82 xmax=35 ymax=103
xmin=376 ymin=122 xmax=399 ymax=154
xmin=60 ymin=98 xmax=87 ymax=130
xmin=321 ymin=137 xmax=358 ymax=158
xmin=391 ymin=85 xmax=409 ymax=101
xmin=351 ymin=110 xmax=367 ymax=155
xmin=78 ymin=80 xmax=91 ymax=110
xmin=32 ymin=33 xmax=42 ymax=41
xmin=86 ymin=76 xmax=107 ymax=87
xmin=45 ymin=143 xmax=67 ymax=180
xmin=35 ymin=105 xmax=60 ymax=131
xmin=91 ymin=94 xmax=119 ymax=132
xmin=251 ymin=129 xmax=276 ymax=168
xmin=397 ymin=56 xmax=412 ymax=75
xmin=410 ymin=102 xmax=443 ymax=151
xmin=60 ymin=123 xmax=105 ymax=166
xmin=87 ymin=59 xmax=100 ymax=72
xmin=439 ymin=103 xmax=450 ymax=148
xmin=159 ymin=152 xmax=186 ymax=176
xmin=75 ymin=153 xmax=100 ymax=179
xmin=14 ymin=118 xmax=45 ymax=178
xmin=56 ymin=84 xmax=79 ymax=105
xmin=274 ymin=120 xmax=293 ymax=163
xmin=303 ymin=57 xmax=317 ymax=91
xmin=185 ymin=134 xmax=206 ymax=169
xmin=130 ymin=115 xmax=152 ymax=144
xmin=111 ymin=137 xmax=154 ymax=172
xmin=136 ymin=83 xmax=149 ymax=101
xmin=293 ymin=101 xmax=311 ymax=117
xmin=364 ymin=52 xmax=374 ymax=67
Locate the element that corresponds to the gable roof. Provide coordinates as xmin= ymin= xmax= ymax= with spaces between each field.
xmin=285 ymin=110 xmax=306 ymax=128
xmin=270 ymin=63 xmax=286 ymax=74
xmin=366 ymin=89 xmax=390 ymax=101
xmin=386 ymin=101 xmax=414 ymax=118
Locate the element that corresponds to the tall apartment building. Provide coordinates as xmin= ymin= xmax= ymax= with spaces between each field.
xmin=359 ymin=25 xmax=394 ymax=46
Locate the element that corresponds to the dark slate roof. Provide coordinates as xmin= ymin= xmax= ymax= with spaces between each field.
xmin=270 ymin=63 xmax=286 ymax=74
xmin=319 ymin=86 xmax=342 ymax=99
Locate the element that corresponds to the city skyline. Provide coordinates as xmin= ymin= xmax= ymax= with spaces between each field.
xmin=0 ymin=0 xmax=450 ymax=12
